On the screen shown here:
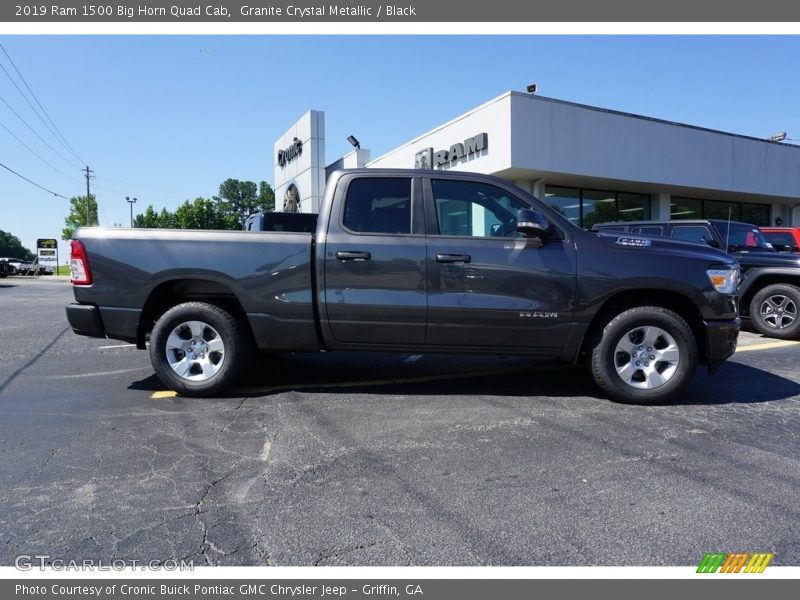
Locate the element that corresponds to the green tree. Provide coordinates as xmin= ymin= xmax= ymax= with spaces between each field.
xmin=157 ymin=207 xmax=177 ymax=229
xmin=257 ymin=181 xmax=275 ymax=213
xmin=218 ymin=178 xmax=259 ymax=228
xmin=62 ymin=194 xmax=98 ymax=241
xmin=175 ymin=197 xmax=229 ymax=230
xmin=133 ymin=205 xmax=160 ymax=228
xmin=0 ymin=230 xmax=35 ymax=261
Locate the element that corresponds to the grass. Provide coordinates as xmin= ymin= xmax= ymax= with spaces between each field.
xmin=54 ymin=265 xmax=70 ymax=276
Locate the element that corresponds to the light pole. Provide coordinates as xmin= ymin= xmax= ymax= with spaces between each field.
xmin=126 ymin=196 xmax=137 ymax=228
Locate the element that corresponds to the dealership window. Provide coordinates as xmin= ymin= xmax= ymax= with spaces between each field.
xmin=741 ymin=203 xmax=770 ymax=227
xmin=671 ymin=197 xmax=770 ymax=226
xmin=704 ymin=200 xmax=740 ymax=221
xmin=544 ymin=186 xmax=650 ymax=228
xmin=670 ymin=197 xmax=703 ymax=219
xmin=543 ymin=187 xmax=581 ymax=227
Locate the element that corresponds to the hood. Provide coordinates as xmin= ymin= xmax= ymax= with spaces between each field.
xmin=732 ymin=250 xmax=800 ymax=269
xmin=595 ymin=231 xmax=738 ymax=266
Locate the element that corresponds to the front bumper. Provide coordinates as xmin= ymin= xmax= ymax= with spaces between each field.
xmin=704 ymin=317 xmax=740 ymax=374
xmin=65 ymin=303 xmax=106 ymax=338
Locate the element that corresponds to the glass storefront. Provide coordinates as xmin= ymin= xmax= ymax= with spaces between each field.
xmin=672 ymin=197 xmax=770 ymax=226
xmin=544 ymin=187 xmax=771 ymax=228
xmin=544 ymin=186 xmax=650 ymax=228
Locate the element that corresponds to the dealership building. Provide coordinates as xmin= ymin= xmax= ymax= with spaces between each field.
xmin=273 ymin=91 xmax=800 ymax=228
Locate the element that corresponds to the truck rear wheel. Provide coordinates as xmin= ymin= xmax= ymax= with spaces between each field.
xmin=149 ymin=302 xmax=248 ymax=397
xmin=749 ymin=284 xmax=800 ymax=340
xmin=590 ymin=306 xmax=697 ymax=405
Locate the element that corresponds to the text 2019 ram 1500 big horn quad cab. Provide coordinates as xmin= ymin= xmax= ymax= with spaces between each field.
xmin=66 ymin=170 xmax=740 ymax=404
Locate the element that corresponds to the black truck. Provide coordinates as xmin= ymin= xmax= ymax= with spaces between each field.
xmin=593 ymin=219 xmax=800 ymax=340
xmin=66 ymin=170 xmax=740 ymax=404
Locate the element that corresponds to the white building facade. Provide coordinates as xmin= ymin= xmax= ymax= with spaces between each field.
xmin=274 ymin=92 xmax=800 ymax=227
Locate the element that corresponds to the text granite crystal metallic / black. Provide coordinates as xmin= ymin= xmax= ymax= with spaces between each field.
xmin=66 ymin=169 xmax=740 ymax=404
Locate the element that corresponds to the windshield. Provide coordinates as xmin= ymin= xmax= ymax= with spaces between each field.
xmin=712 ymin=222 xmax=774 ymax=251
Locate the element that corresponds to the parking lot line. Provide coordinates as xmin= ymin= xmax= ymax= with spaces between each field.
xmin=736 ymin=340 xmax=800 ymax=353
xmin=98 ymin=343 xmax=137 ymax=349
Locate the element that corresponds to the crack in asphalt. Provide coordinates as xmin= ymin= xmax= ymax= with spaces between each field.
xmin=0 ymin=326 xmax=70 ymax=396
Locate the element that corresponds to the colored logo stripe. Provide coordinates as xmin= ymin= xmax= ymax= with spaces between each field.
xmin=697 ymin=553 xmax=726 ymax=573
xmin=745 ymin=553 xmax=773 ymax=573
xmin=697 ymin=552 xmax=773 ymax=573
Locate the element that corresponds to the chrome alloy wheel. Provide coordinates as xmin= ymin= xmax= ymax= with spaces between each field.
xmin=164 ymin=320 xmax=225 ymax=382
xmin=613 ymin=326 xmax=680 ymax=390
xmin=759 ymin=294 xmax=797 ymax=330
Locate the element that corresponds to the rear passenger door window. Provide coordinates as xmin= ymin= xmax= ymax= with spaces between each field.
xmin=672 ymin=225 xmax=714 ymax=245
xmin=632 ymin=226 xmax=664 ymax=236
xmin=342 ymin=178 xmax=411 ymax=235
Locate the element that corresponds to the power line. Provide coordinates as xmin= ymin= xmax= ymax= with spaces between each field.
xmin=0 ymin=118 xmax=82 ymax=182
xmin=0 ymin=44 xmax=85 ymax=165
xmin=0 ymin=159 xmax=70 ymax=199
xmin=0 ymin=43 xmax=86 ymax=166
xmin=0 ymin=92 xmax=83 ymax=169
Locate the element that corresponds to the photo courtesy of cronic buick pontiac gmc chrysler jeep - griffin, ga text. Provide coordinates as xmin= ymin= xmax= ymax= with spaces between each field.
xmin=66 ymin=170 xmax=741 ymax=405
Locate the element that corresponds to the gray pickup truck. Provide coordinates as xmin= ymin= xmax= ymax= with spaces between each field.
xmin=67 ymin=169 xmax=740 ymax=404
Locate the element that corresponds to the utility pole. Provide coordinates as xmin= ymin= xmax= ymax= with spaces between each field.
xmin=83 ymin=165 xmax=94 ymax=225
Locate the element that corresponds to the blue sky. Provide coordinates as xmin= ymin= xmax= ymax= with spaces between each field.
xmin=1 ymin=35 xmax=800 ymax=261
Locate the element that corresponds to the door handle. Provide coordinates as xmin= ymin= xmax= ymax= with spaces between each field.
xmin=436 ymin=253 xmax=471 ymax=263
xmin=336 ymin=250 xmax=371 ymax=261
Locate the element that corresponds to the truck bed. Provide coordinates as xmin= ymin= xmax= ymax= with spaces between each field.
xmin=70 ymin=228 xmax=320 ymax=352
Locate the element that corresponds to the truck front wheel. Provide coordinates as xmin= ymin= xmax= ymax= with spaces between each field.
xmin=590 ymin=306 xmax=697 ymax=405
xmin=149 ymin=301 xmax=248 ymax=397
xmin=749 ymin=284 xmax=800 ymax=340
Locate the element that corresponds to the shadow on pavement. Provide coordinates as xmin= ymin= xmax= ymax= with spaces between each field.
xmin=127 ymin=352 xmax=799 ymax=406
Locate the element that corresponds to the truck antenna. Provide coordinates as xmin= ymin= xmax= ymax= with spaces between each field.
xmin=725 ymin=207 xmax=732 ymax=253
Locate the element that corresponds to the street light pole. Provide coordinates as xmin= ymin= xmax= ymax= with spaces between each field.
xmin=126 ymin=196 xmax=137 ymax=228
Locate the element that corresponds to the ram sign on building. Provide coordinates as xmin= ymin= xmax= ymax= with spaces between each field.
xmin=273 ymin=91 xmax=800 ymax=227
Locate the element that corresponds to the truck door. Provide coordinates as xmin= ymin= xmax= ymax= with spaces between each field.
xmin=424 ymin=177 xmax=576 ymax=349
xmin=322 ymin=175 xmax=427 ymax=345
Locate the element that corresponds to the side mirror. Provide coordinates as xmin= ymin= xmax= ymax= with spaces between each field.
xmin=516 ymin=209 xmax=554 ymax=239
xmin=705 ymin=238 xmax=721 ymax=249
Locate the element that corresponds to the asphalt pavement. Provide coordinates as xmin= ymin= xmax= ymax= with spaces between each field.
xmin=1 ymin=276 xmax=799 ymax=566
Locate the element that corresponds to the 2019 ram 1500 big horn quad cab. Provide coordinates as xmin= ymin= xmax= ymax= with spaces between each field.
xmin=66 ymin=170 xmax=740 ymax=404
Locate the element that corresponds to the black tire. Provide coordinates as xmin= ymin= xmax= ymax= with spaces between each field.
xmin=149 ymin=302 xmax=249 ymax=397
xmin=749 ymin=284 xmax=800 ymax=340
xmin=590 ymin=306 xmax=697 ymax=405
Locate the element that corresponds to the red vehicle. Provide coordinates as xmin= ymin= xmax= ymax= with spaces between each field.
xmin=762 ymin=227 xmax=800 ymax=254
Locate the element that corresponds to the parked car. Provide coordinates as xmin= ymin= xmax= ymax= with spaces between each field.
xmin=0 ymin=257 xmax=21 ymax=274
xmin=13 ymin=260 xmax=47 ymax=276
xmin=593 ymin=219 xmax=800 ymax=340
xmin=0 ymin=259 xmax=9 ymax=278
xmin=66 ymin=169 xmax=740 ymax=405
xmin=761 ymin=227 xmax=800 ymax=254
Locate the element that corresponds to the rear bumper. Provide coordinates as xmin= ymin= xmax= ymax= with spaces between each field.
xmin=704 ymin=317 xmax=740 ymax=374
xmin=65 ymin=303 xmax=106 ymax=338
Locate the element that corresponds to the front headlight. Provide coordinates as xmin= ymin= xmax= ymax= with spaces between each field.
xmin=707 ymin=267 xmax=739 ymax=294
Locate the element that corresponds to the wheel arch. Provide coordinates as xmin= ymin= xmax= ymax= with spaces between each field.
xmin=579 ymin=289 xmax=707 ymax=365
xmin=136 ymin=278 xmax=250 ymax=349
xmin=739 ymin=270 xmax=800 ymax=316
